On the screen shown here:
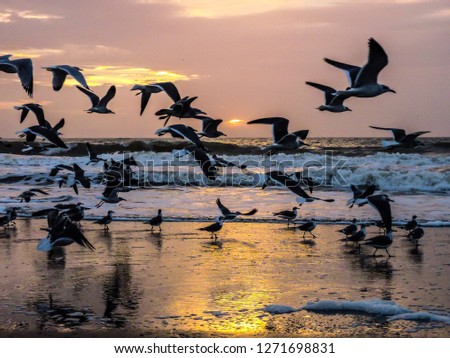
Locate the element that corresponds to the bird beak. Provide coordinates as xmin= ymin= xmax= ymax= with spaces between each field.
xmin=389 ymin=89 xmax=396 ymax=93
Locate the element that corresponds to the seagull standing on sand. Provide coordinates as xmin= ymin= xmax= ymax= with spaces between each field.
xmin=345 ymin=224 xmax=367 ymax=250
xmin=131 ymin=82 xmax=180 ymax=116
xmin=273 ymin=207 xmax=298 ymax=227
xmin=369 ymin=126 xmax=430 ymax=148
xmin=338 ymin=218 xmax=358 ymax=237
xmin=402 ymin=215 xmax=418 ymax=231
xmin=0 ymin=208 xmax=19 ymax=229
xmin=305 ymin=81 xmax=352 ymax=112
xmin=0 ymin=54 xmax=33 ymax=97
xmin=247 ymin=117 xmax=309 ymax=154
xmin=144 ymin=209 xmax=163 ymax=231
xmin=296 ymin=219 xmax=317 ymax=239
xmin=198 ymin=216 xmax=225 ymax=242
xmin=324 ymin=38 xmax=395 ymax=101
xmin=215 ymin=198 xmax=257 ymax=221
xmin=94 ymin=210 xmax=115 ymax=231
xmin=407 ymin=227 xmax=424 ymax=247
xmin=42 ymin=65 xmax=89 ymax=91
xmin=76 ymin=85 xmax=116 ymax=114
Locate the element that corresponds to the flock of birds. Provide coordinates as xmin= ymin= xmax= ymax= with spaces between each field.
xmin=0 ymin=38 xmax=429 ymax=256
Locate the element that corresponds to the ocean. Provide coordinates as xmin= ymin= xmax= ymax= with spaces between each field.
xmin=1 ymin=137 xmax=449 ymax=225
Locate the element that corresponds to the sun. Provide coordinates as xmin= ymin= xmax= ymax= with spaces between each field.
xmin=229 ymin=119 xmax=243 ymax=125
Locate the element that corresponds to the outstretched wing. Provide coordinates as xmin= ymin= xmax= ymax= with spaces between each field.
xmin=367 ymin=195 xmax=393 ymax=232
xmin=370 ymin=126 xmax=406 ymax=142
xmin=98 ymin=85 xmax=116 ymax=107
xmin=52 ymin=118 xmax=65 ymax=132
xmin=354 ymin=38 xmax=389 ymax=87
xmin=76 ymin=85 xmax=99 ymax=106
xmin=323 ymin=58 xmax=360 ymax=87
xmin=12 ymin=58 xmax=33 ymax=97
xmin=151 ymin=82 xmax=181 ymax=102
xmin=247 ymin=117 xmax=289 ymax=143
xmin=305 ymin=81 xmax=336 ymax=105
xmin=62 ymin=65 xmax=89 ymax=89
xmin=216 ymin=198 xmax=231 ymax=216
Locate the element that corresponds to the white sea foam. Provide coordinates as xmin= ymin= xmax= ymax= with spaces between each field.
xmin=388 ymin=312 xmax=450 ymax=324
xmin=302 ymin=299 xmax=411 ymax=316
xmin=262 ymin=305 xmax=298 ymax=315
xmin=301 ymin=299 xmax=450 ymax=325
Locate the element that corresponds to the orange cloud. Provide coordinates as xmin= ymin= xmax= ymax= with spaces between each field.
xmin=64 ymin=65 xmax=196 ymax=87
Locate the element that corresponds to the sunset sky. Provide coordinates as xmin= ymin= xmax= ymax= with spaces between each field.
xmin=0 ymin=0 xmax=449 ymax=138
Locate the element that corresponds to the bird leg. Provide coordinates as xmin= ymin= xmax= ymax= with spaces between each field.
xmin=373 ymin=248 xmax=378 ymax=257
xmin=159 ymin=226 xmax=162 ymax=232
xmin=311 ymin=232 xmax=317 ymax=239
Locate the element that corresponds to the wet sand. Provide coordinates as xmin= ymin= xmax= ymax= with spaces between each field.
xmin=0 ymin=219 xmax=449 ymax=338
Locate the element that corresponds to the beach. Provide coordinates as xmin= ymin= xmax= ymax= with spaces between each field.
xmin=1 ymin=219 xmax=449 ymax=338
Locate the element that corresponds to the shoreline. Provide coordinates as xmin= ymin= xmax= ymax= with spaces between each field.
xmin=1 ymin=220 xmax=449 ymax=338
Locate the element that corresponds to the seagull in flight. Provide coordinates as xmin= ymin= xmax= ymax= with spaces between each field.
xmin=305 ymin=81 xmax=352 ymax=113
xmin=17 ymin=121 xmax=67 ymax=149
xmin=14 ymin=103 xmax=50 ymax=127
xmin=262 ymin=171 xmax=335 ymax=204
xmin=215 ymin=198 xmax=257 ymax=221
xmin=0 ymin=54 xmax=33 ymax=97
xmin=247 ymin=117 xmax=309 ymax=154
xmin=197 ymin=116 xmax=226 ymax=138
xmin=174 ymin=145 xmax=217 ymax=181
xmin=76 ymin=85 xmax=116 ymax=114
xmin=17 ymin=189 xmax=49 ymax=203
xmin=369 ymin=126 xmax=430 ymax=148
xmin=155 ymin=124 xmax=207 ymax=151
xmin=155 ymin=96 xmax=206 ymax=125
xmin=324 ymin=38 xmax=395 ymax=101
xmin=131 ymin=82 xmax=181 ymax=115
xmin=42 ymin=65 xmax=89 ymax=91
xmin=36 ymin=209 xmax=95 ymax=252
xmin=361 ymin=195 xmax=395 ymax=257
xmin=347 ymin=184 xmax=377 ymax=208
xmin=85 ymin=142 xmax=106 ymax=165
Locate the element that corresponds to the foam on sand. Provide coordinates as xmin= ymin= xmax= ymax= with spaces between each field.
xmin=262 ymin=305 xmax=299 ymax=315
xmin=301 ymin=299 xmax=450 ymax=325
